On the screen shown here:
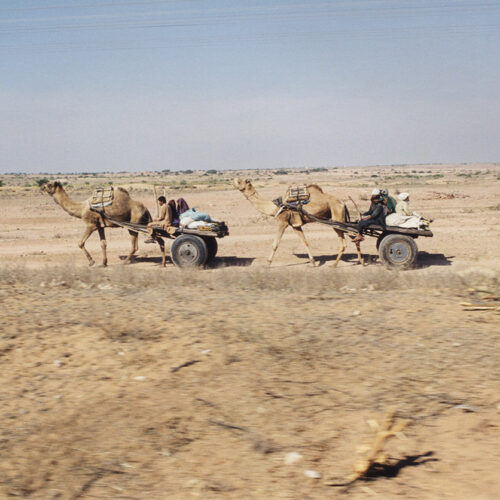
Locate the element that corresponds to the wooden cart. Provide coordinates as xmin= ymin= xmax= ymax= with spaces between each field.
xmin=297 ymin=207 xmax=433 ymax=269
xmin=96 ymin=211 xmax=229 ymax=268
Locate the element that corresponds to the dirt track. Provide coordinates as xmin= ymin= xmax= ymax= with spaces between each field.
xmin=1 ymin=165 xmax=499 ymax=498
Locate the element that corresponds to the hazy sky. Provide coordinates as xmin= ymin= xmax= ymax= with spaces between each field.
xmin=1 ymin=0 xmax=499 ymax=173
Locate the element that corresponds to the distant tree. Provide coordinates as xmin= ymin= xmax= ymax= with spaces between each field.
xmin=0 ymin=180 xmax=4 ymax=187
xmin=206 ymin=169 xmax=217 ymax=175
xmin=274 ymin=170 xmax=288 ymax=175
xmin=35 ymin=178 xmax=50 ymax=187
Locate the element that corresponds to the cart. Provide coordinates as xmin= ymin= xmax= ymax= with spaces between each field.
xmin=295 ymin=207 xmax=433 ymax=269
xmin=95 ymin=211 xmax=229 ymax=268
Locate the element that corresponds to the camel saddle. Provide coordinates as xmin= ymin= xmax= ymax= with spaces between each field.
xmin=285 ymin=185 xmax=310 ymax=204
xmin=90 ymin=187 xmax=115 ymax=210
xmin=271 ymin=185 xmax=310 ymax=227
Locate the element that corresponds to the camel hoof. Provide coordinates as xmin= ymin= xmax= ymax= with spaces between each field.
xmin=310 ymin=261 xmax=319 ymax=267
xmin=98 ymin=263 xmax=107 ymax=268
xmin=89 ymin=260 xmax=95 ymax=267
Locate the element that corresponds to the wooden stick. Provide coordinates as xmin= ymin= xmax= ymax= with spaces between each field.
xmin=462 ymin=306 xmax=497 ymax=311
xmin=170 ymin=359 xmax=200 ymax=373
xmin=460 ymin=302 xmax=497 ymax=309
xmin=348 ymin=196 xmax=362 ymax=219
xmin=208 ymin=419 xmax=250 ymax=433
xmin=153 ymin=184 xmax=159 ymax=218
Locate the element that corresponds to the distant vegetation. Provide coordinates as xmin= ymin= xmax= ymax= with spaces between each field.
xmin=273 ymin=170 xmax=288 ymax=175
xmin=35 ymin=178 xmax=50 ymax=187
xmin=0 ymin=180 xmax=3 ymax=188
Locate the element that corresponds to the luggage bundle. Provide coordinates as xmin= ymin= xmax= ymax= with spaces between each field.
xmin=285 ymin=185 xmax=310 ymax=204
xmin=90 ymin=187 xmax=114 ymax=209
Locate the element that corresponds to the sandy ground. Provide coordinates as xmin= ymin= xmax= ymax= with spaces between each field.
xmin=1 ymin=164 xmax=499 ymax=271
xmin=0 ymin=164 xmax=499 ymax=499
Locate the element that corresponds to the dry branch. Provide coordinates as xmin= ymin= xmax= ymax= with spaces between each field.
xmin=460 ymin=301 xmax=499 ymax=311
xmin=170 ymin=359 xmax=200 ymax=373
xmin=208 ymin=420 xmax=250 ymax=433
xmin=348 ymin=408 xmax=408 ymax=483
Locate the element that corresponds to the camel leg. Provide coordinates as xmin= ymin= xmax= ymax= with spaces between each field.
xmin=332 ymin=229 xmax=347 ymax=267
xmin=353 ymin=239 xmax=364 ymax=265
xmin=79 ymin=225 xmax=97 ymax=267
xmin=291 ymin=226 xmax=317 ymax=266
xmin=124 ymin=230 xmax=138 ymax=264
xmin=156 ymin=237 xmax=166 ymax=267
xmin=268 ymin=221 xmax=288 ymax=266
xmin=97 ymin=227 xmax=108 ymax=267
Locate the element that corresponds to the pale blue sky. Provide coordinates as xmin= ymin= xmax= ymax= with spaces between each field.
xmin=1 ymin=0 xmax=499 ymax=173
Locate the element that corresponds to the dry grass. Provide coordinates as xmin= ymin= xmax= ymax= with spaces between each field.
xmin=1 ymin=264 xmax=497 ymax=295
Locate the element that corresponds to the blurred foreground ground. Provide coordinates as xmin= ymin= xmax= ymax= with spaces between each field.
xmin=1 ymin=164 xmax=499 ymax=498
xmin=0 ymin=265 xmax=499 ymax=499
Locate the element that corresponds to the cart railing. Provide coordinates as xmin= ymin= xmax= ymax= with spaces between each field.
xmin=93 ymin=210 xmax=229 ymax=239
xmin=293 ymin=205 xmax=433 ymax=239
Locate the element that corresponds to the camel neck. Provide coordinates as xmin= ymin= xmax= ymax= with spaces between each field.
xmin=243 ymin=185 xmax=278 ymax=217
xmin=52 ymin=187 xmax=84 ymax=218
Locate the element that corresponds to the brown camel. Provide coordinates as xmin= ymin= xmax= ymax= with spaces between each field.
xmin=41 ymin=181 xmax=166 ymax=267
xmin=232 ymin=178 xmax=363 ymax=266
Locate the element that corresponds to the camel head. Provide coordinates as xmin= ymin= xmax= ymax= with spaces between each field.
xmin=40 ymin=181 xmax=62 ymax=196
xmin=232 ymin=177 xmax=253 ymax=193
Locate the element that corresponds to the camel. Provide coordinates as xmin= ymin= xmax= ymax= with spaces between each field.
xmin=232 ymin=178 xmax=363 ymax=266
xmin=41 ymin=181 xmax=166 ymax=267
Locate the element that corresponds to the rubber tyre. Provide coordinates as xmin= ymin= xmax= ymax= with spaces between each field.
xmin=376 ymin=233 xmax=386 ymax=251
xmin=170 ymin=235 xmax=208 ymax=268
xmin=203 ymin=236 xmax=218 ymax=263
xmin=378 ymin=234 xmax=418 ymax=270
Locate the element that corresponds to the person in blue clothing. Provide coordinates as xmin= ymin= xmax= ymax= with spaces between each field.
xmin=353 ymin=189 xmax=386 ymax=242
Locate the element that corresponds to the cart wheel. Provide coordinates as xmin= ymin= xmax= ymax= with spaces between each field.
xmin=170 ymin=235 xmax=208 ymax=268
xmin=376 ymin=233 xmax=386 ymax=250
xmin=378 ymin=234 xmax=418 ymax=269
xmin=203 ymin=236 xmax=218 ymax=263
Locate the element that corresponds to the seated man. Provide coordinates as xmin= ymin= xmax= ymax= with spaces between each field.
xmin=389 ymin=192 xmax=431 ymax=229
xmin=353 ymin=191 xmax=386 ymax=242
xmin=396 ymin=192 xmax=412 ymax=215
xmin=146 ymin=196 xmax=175 ymax=242
xmin=380 ymin=188 xmax=396 ymax=214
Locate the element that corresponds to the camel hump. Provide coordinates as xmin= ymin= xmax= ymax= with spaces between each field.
xmin=306 ymin=184 xmax=324 ymax=193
